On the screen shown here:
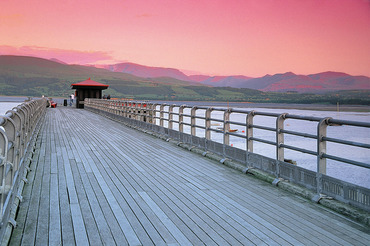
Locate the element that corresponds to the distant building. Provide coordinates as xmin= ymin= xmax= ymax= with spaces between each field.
xmin=71 ymin=78 xmax=109 ymax=108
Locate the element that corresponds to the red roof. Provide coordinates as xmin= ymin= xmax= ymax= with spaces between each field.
xmin=71 ymin=78 xmax=109 ymax=88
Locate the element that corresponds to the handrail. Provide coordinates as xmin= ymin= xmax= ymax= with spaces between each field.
xmin=0 ymin=98 xmax=47 ymax=238
xmin=85 ymin=98 xmax=370 ymax=212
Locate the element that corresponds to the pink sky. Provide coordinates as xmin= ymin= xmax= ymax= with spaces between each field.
xmin=1 ymin=0 xmax=369 ymax=77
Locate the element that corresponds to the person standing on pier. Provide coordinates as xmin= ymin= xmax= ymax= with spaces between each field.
xmin=70 ymin=94 xmax=74 ymax=106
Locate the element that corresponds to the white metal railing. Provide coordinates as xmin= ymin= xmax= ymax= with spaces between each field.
xmin=85 ymin=99 xmax=370 ymax=212
xmin=0 ymin=98 xmax=47 ymax=238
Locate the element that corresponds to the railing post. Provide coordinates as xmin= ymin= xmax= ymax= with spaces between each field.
xmin=0 ymin=127 xmax=8 ymax=220
xmin=275 ymin=113 xmax=287 ymax=179
xmin=205 ymin=108 xmax=212 ymax=140
xmin=145 ymin=102 xmax=152 ymax=123
xmin=151 ymin=104 xmax=159 ymax=125
xmin=276 ymin=113 xmax=288 ymax=162
xmin=139 ymin=102 xmax=143 ymax=121
xmin=223 ymin=109 xmax=231 ymax=146
xmin=191 ymin=106 xmax=197 ymax=136
xmin=316 ymin=117 xmax=331 ymax=194
xmin=168 ymin=105 xmax=175 ymax=129
xmin=123 ymin=102 xmax=128 ymax=118
xmin=160 ymin=104 xmax=166 ymax=127
xmin=246 ymin=111 xmax=254 ymax=152
xmin=179 ymin=105 xmax=185 ymax=133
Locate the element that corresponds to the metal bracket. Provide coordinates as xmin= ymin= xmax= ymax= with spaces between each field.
xmin=312 ymin=194 xmax=333 ymax=203
xmin=220 ymin=158 xmax=227 ymax=164
xmin=7 ymin=161 xmax=14 ymax=168
xmin=16 ymin=194 xmax=23 ymax=202
xmin=166 ymin=138 xmax=171 ymax=142
xmin=188 ymin=146 xmax=195 ymax=151
xmin=177 ymin=142 xmax=183 ymax=146
xmin=243 ymin=167 xmax=254 ymax=174
xmin=22 ymin=177 xmax=28 ymax=184
xmin=272 ymin=178 xmax=283 ymax=186
xmin=8 ymin=218 xmax=17 ymax=228
xmin=202 ymin=151 xmax=208 ymax=157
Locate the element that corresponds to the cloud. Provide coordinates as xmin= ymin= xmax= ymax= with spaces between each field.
xmin=0 ymin=45 xmax=115 ymax=64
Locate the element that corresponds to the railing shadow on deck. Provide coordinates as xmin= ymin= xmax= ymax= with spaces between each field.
xmin=85 ymin=98 xmax=370 ymax=214
xmin=0 ymin=98 xmax=47 ymax=243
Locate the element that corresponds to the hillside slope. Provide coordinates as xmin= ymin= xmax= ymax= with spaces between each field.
xmin=0 ymin=55 xmax=260 ymax=101
xmin=96 ymin=62 xmax=370 ymax=93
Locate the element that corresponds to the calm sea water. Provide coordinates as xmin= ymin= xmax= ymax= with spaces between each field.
xmin=1 ymin=98 xmax=369 ymax=188
xmin=164 ymin=106 xmax=370 ymax=188
xmin=0 ymin=102 xmax=24 ymax=114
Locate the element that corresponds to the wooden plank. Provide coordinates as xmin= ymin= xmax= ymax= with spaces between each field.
xmin=8 ymin=137 xmax=42 ymax=245
xmin=57 ymin=154 xmax=75 ymax=246
xmin=86 ymin=155 xmax=141 ymax=246
xmin=90 ymin=148 xmax=175 ymax=246
xmin=87 ymin=173 xmax=128 ymax=245
xmin=70 ymin=204 xmax=89 ymax=245
xmin=76 ymin=161 xmax=116 ymax=245
xmin=137 ymin=165 xmax=242 ymax=245
xmin=197 ymin=172 xmax=367 ymax=245
xmin=88 ymin=149 xmax=158 ymax=246
xmin=138 ymin=191 xmax=192 ymax=246
xmin=70 ymin=160 xmax=102 ymax=245
xmin=35 ymin=132 xmax=51 ymax=246
xmin=19 ymin=133 xmax=46 ymax=245
xmin=49 ymin=173 xmax=61 ymax=245
xmin=64 ymin=159 xmax=78 ymax=204
xmin=11 ymin=107 xmax=370 ymax=246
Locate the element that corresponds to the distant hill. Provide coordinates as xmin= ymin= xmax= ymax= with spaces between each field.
xmin=1 ymin=55 xmax=369 ymax=105
xmin=0 ymin=55 xmax=262 ymax=101
xmin=96 ymin=62 xmax=190 ymax=81
xmin=242 ymin=72 xmax=370 ymax=93
xmin=199 ymin=75 xmax=254 ymax=87
xmin=97 ymin=62 xmax=370 ymax=93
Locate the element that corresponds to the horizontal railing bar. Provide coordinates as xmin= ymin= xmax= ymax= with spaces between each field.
xmin=280 ymin=129 xmax=317 ymax=139
xmin=193 ymin=115 xmax=206 ymax=120
xmin=226 ymin=132 xmax=247 ymax=138
xmin=0 ymin=112 xmax=14 ymax=126
xmin=250 ymin=124 xmax=276 ymax=132
xmin=253 ymin=111 xmax=281 ymax=117
xmin=285 ymin=114 xmax=323 ymax=122
xmin=192 ymin=106 xmax=209 ymax=110
xmin=322 ymin=154 xmax=370 ymax=169
xmin=249 ymin=137 xmax=276 ymax=146
xmin=328 ymin=118 xmax=370 ymax=128
xmin=323 ymin=136 xmax=370 ymax=149
xmin=209 ymin=118 xmax=223 ymax=123
xmin=227 ymin=120 xmax=246 ymax=127
xmin=228 ymin=108 xmax=252 ymax=114
xmin=209 ymin=128 xmax=224 ymax=133
xmin=280 ymin=144 xmax=317 ymax=156
xmin=208 ymin=107 xmax=229 ymax=112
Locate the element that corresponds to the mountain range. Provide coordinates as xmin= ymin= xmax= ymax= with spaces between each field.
xmin=0 ymin=55 xmax=369 ymax=105
xmin=95 ymin=62 xmax=370 ymax=93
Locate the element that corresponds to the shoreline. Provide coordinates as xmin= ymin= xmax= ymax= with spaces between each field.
xmin=150 ymin=100 xmax=370 ymax=112
xmin=1 ymin=96 xmax=369 ymax=112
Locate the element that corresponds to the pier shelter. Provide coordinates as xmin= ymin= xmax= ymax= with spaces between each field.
xmin=71 ymin=78 xmax=109 ymax=108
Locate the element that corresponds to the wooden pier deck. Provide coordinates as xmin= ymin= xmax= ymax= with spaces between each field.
xmin=9 ymin=107 xmax=370 ymax=245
